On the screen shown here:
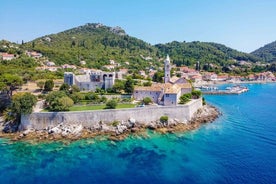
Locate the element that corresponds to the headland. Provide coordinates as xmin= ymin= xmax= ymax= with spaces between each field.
xmin=0 ymin=100 xmax=220 ymax=143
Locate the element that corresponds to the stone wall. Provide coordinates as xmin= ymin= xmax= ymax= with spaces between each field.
xmin=20 ymin=99 xmax=202 ymax=131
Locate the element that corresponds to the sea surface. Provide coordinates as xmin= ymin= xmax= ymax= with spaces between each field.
xmin=0 ymin=83 xmax=276 ymax=184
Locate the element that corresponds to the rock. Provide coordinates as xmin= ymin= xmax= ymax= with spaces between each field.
xmin=48 ymin=127 xmax=62 ymax=134
xmin=131 ymin=127 xmax=139 ymax=132
xmin=147 ymin=122 xmax=156 ymax=130
xmin=174 ymin=118 xmax=180 ymax=124
xmin=23 ymin=129 xmax=34 ymax=136
xmin=128 ymin=118 xmax=136 ymax=127
xmin=101 ymin=124 xmax=113 ymax=132
xmin=116 ymin=125 xmax=127 ymax=135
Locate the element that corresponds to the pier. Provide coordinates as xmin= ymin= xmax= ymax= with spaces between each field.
xmin=201 ymin=85 xmax=249 ymax=95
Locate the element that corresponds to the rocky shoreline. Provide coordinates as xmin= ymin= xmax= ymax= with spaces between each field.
xmin=0 ymin=104 xmax=220 ymax=143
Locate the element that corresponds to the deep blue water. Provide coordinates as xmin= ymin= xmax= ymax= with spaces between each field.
xmin=0 ymin=83 xmax=276 ymax=184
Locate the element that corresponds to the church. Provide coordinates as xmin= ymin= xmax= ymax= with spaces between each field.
xmin=133 ymin=55 xmax=192 ymax=106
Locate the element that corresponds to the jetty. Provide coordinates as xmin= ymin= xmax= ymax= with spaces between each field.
xmin=201 ymin=85 xmax=249 ymax=95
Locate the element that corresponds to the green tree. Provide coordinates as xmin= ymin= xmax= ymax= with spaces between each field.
xmin=152 ymin=71 xmax=164 ymax=83
xmin=10 ymin=92 xmax=37 ymax=120
xmin=125 ymin=77 xmax=134 ymax=94
xmin=0 ymin=74 xmax=23 ymax=96
xmin=45 ymin=91 xmax=68 ymax=111
xmin=112 ymin=79 xmax=125 ymax=93
xmin=44 ymin=79 xmax=54 ymax=91
xmin=105 ymin=99 xmax=117 ymax=109
xmin=59 ymin=83 xmax=70 ymax=94
xmin=142 ymin=97 xmax=152 ymax=105
xmin=71 ymin=85 xmax=80 ymax=93
xmin=69 ymin=93 xmax=85 ymax=103
xmin=57 ymin=96 xmax=74 ymax=111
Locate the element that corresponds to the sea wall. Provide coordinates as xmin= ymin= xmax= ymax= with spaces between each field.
xmin=20 ymin=99 xmax=202 ymax=131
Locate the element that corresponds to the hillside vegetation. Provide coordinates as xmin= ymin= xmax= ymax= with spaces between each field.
xmin=20 ymin=23 xmax=263 ymax=72
xmin=23 ymin=23 xmax=159 ymax=70
xmin=155 ymin=41 xmax=261 ymax=67
xmin=251 ymin=41 xmax=276 ymax=62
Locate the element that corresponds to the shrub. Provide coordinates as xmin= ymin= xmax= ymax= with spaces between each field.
xmin=70 ymin=93 xmax=85 ymax=104
xmin=160 ymin=116 xmax=168 ymax=124
xmin=191 ymin=90 xmax=202 ymax=99
xmin=142 ymin=97 xmax=152 ymax=105
xmin=36 ymin=81 xmax=45 ymax=90
xmin=57 ymin=96 xmax=74 ymax=111
xmin=202 ymin=97 xmax=206 ymax=105
xmin=45 ymin=91 xmax=73 ymax=111
xmin=59 ymin=83 xmax=70 ymax=92
xmin=44 ymin=79 xmax=54 ymax=91
xmin=105 ymin=99 xmax=117 ymax=109
xmin=179 ymin=93 xmax=192 ymax=104
xmin=110 ymin=120 xmax=119 ymax=127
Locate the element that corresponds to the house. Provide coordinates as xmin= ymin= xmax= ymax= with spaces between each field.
xmin=27 ymin=51 xmax=42 ymax=59
xmin=64 ymin=71 xmax=115 ymax=91
xmin=36 ymin=66 xmax=60 ymax=72
xmin=133 ymin=55 xmax=192 ymax=106
xmin=80 ymin=60 xmax=86 ymax=65
xmin=46 ymin=61 xmax=55 ymax=67
xmin=139 ymin=70 xmax=146 ymax=77
xmin=1 ymin=53 xmax=15 ymax=60
xmin=190 ymin=75 xmax=203 ymax=83
xmin=62 ymin=64 xmax=77 ymax=69
xmin=203 ymin=72 xmax=217 ymax=81
xmin=104 ymin=65 xmax=115 ymax=70
xmin=217 ymin=74 xmax=229 ymax=81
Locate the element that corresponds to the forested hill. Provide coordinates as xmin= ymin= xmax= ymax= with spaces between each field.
xmin=251 ymin=41 xmax=276 ymax=62
xmin=155 ymin=41 xmax=261 ymax=67
xmin=23 ymin=23 xmax=158 ymax=69
xmin=21 ymin=23 xmax=265 ymax=70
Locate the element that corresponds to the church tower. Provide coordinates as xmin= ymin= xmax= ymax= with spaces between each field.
xmin=164 ymin=55 xmax=171 ymax=83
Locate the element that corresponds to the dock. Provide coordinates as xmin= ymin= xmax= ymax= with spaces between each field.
xmin=201 ymin=85 xmax=249 ymax=95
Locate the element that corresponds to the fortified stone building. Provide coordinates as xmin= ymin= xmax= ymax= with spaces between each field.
xmin=64 ymin=71 xmax=115 ymax=91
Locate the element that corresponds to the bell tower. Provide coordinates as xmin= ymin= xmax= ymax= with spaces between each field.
xmin=164 ymin=55 xmax=171 ymax=83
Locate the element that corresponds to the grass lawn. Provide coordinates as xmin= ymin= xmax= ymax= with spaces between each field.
xmin=69 ymin=103 xmax=136 ymax=111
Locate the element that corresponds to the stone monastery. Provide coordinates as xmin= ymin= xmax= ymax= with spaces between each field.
xmin=133 ymin=55 xmax=192 ymax=106
xmin=64 ymin=71 xmax=115 ymax=91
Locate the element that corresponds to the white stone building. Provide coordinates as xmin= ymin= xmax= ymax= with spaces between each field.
xmin=64 ymin=71 xmax=115 ymax=91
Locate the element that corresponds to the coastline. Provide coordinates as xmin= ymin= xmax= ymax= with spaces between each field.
xmin=194 ymin=80 xmax=276 ymax=87
xmin=0 ymin=104 xmax=220 ymax=143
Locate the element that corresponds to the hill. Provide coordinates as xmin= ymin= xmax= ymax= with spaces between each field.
xmin=20 ymin=23 xmax=264 ymax=72
xmin=23 ymin=23 xmax=159 ymax=70
xmin=155 ymin=41 xmax=261 ymax=68
xmin=251 ymin=41 xmax=276 ymax=62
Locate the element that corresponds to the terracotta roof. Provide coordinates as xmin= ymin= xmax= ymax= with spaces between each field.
xmin=169 ymin=76 xmax=179 ymax=83
xmin=134 ymin=83 xmax=191 ymax=94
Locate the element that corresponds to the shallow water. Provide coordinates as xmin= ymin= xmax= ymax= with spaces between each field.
xmin=0 ymin=83 xmax=275 ymax=183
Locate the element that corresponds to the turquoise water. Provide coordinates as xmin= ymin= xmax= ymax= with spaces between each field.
xmin=0 ymin=83 xmax=276 ymax=184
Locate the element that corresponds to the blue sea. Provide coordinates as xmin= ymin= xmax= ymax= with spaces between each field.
xmin=0 ymin=83 xmax=276 ymax=184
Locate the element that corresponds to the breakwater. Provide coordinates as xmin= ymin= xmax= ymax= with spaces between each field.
xmin=20 ymin=99 xmax=202 ymax=131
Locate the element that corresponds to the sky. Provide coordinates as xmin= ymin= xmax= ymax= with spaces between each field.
xmin=0 ymin=0 xmax=276 ymax=53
